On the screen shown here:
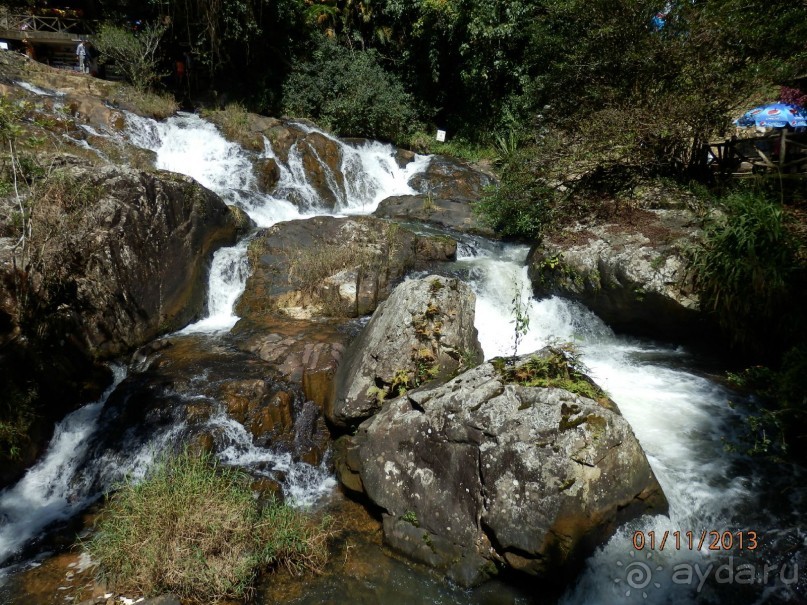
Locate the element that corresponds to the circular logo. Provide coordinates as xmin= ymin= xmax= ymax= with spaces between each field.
xmin=614 ymin=550 xmax=664 ymax=599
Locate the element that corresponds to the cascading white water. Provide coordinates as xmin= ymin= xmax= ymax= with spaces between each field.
xmin=459 ymin=244 xmax=804 ymax=604
xmin=124 ymin=112 xmax=429 ymax=333
xmin=0 ymin=366 xmax=126 ymax=566
xmin=210 ymin=413 xmax=336 ymax=507
xmin=5 ymin=98 xmax=800 ymax=601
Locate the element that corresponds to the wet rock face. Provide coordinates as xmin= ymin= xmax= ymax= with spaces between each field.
xmin=408 ymin=155 xmax=494 ymax=200
xmin=336 ymin=350 xmax=667 ymax=586
xmin=374 ymin=155 xmax=496 ymax=235
xmin=97 ymin=336 xmax=330 ymax=477
xmin=236 ymin=215 xmax=457 ymax=321
xmin=230 ymin=315 xmax=351 ymax=415
xmin=330 ymin=275 xmax=484 ymax=428
xmin=373 ymin=195 xmax=493 ymax=236
xmin=62 ymin=165 xmax=242 ymax=358
xmin=528 ymin=208 xmax=718 ymax=344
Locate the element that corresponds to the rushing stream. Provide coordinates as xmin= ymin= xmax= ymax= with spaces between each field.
xmin=0 ymin=108 xmax=803 ymax=604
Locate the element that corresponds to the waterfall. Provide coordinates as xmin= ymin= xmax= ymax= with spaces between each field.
xmin=458 ymin=242 xmax=805 ymax=604
xmin=3 ymin=99 xmax=801 ymax=601
xmin=0 ymin=366 xmax=126 ymax=567
xmin=124 ymin=112 xmax=429 ymax=333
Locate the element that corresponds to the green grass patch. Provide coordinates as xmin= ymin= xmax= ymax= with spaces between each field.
xmin=407 ymin=130 xmax=497 ymax=164
xmin=111 ymin=87 xmax=178 ymax=120
xmin=201 ymin=102 xmax=253 ymax=144
xmin=86 ymin=450 xmax=334 ymax=603
xmin=494 ymin=345 xmax=606 ymax=402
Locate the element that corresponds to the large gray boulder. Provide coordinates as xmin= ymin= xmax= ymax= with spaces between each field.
xmin=528 ymin=207 xmax=719 ymax=344
xmin=237 ymin=217 xmax=456 ymax=321
xmin=329 ymin=275 xmax=483 ymax=428
xmin=336 ymin=349 xmax=667 ymax=586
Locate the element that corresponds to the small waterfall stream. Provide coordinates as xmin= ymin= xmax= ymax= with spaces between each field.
xmin=0 ymin=106 xmax=802 ymax=603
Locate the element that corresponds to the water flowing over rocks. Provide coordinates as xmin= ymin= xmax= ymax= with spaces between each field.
xmin=527 ymin=207 xmax=718 ymax=343
xmin=44 ymin=164 xmax=243 ymax=357
xmin=330 ymin=275 xmax=483 ymax=428
xmin=0 ymin=157 xmax=242 ymax=485
xmin=336 ymin=350 xmax=668 ymax=586
xmin=374 ymin=155 xmax=496 ymax=235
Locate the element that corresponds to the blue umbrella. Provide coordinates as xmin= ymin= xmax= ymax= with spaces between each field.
xmin=735 ymin=103 xmax=807 ymax=128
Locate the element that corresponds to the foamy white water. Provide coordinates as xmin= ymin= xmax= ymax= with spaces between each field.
xmin=178 ymin=238 xmax=251 ymax=334
xmin=125 ymin=112 xmax=430 ymax=333
xmin=458 ymin=242 xmax=801 ymax=604
xmin=210 ymin=413 xmax=336 ymax=507
xmin=0 ymin=366 xmax=125 ymax=565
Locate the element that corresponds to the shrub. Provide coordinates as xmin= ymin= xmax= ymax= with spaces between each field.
xmin=725 ymin=345 xmax=807 ymax=462
xmin=689 ymin=190 xmax=799 ymax=353
xmin=282 ymin=38 xmax=420 ymax=142
xmin=93 ymin=22 xmax=166 ymax=91
xmin=86 ymin=451 xmax=333 ymax=603
xmin=474 ymin=147 xmax=555 ymax=240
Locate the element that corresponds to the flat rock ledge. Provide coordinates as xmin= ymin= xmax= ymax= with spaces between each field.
xmin=336 ymin=350 xmax=667 ymax=586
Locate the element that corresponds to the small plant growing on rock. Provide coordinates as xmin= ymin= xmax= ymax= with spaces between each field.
xmin=496 ymin=345 xmax=607 ymax=403
xmin=401 ymin=510 xmax=419 ymax=527
xmin=509 ymin=287 xmax=530 ymax=361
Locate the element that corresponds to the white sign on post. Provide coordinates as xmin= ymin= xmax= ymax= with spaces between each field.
xmin=436 ymin=129 xmax=446 ymax=142
xmin=0 ymin=42 xmax=9 ymax=51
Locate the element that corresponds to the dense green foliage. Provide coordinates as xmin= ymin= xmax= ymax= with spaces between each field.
xmin=87 ymin=451 xmax=333 ymax=602
xmin=82 ymin=1 xmax=807 ymax=147
xmin=725 ymin=345 xmax=807 ymax=462
xmin=689 ymin=189 xmax=801 ymax=353
xmin=282 ymin=38 xmax=419 ymax=141
xmin=93 ymin=22 xmax=167 ymax=90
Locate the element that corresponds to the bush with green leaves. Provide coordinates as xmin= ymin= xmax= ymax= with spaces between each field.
xmin=473 ymin=147 xmax=555 ymax=240
xmin=725 ymin=344 xmax=807 ymax=462
xmin=86 ymin=451 xmax=334 ymax=603
xmin=689 ymin=189 xmax=801 ymax=354
xmin=282 ymin=38 xmax=420 ymax=142
xmin=93 ymin=22 xmax=166 ymax=91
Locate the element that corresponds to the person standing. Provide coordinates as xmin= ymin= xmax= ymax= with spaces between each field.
xmin=76 ymin=40 xmax=87 ymax=73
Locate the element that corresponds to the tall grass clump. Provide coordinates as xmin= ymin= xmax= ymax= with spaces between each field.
xmin=86 ymin=451 xmax=333 ymax=603
xmin=689 ymin=189 xmax=799 ymax=354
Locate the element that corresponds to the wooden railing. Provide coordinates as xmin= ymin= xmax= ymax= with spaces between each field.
xmin=0 ymin=7 xmax=90 ymax=40
xmin=701 ymin=131 xmax=807 ymax=180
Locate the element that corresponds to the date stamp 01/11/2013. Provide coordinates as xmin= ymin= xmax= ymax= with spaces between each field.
xmin=632 ymin=530 xmax=759 ymax=552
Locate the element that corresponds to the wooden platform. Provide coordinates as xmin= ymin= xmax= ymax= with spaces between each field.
xmin=0 ymin=8 xmax=89 ymax=42
xmin=702 ymin=131 xmax=807 ymax=180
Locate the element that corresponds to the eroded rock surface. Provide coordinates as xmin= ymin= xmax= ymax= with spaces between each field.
xmin=330 ymin=275 xmax=483 ymax=428
xmin=374 ymin=155 xmax=496 ymax=235
xmin=237 ymin=216 xmax=456 ymax=321
xmin=528 ymin=207 xmax=718 ymax=343
xmin=336 ymin=350 xmax=667 ymax=585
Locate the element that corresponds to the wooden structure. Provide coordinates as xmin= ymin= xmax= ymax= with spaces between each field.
xmin=702 ymin=131 xmax=807 ymax=180
xmin=0 ymin=6 xmax=92 ymax=71
xmin=0 ymin=7 xmax=89 ymax=42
